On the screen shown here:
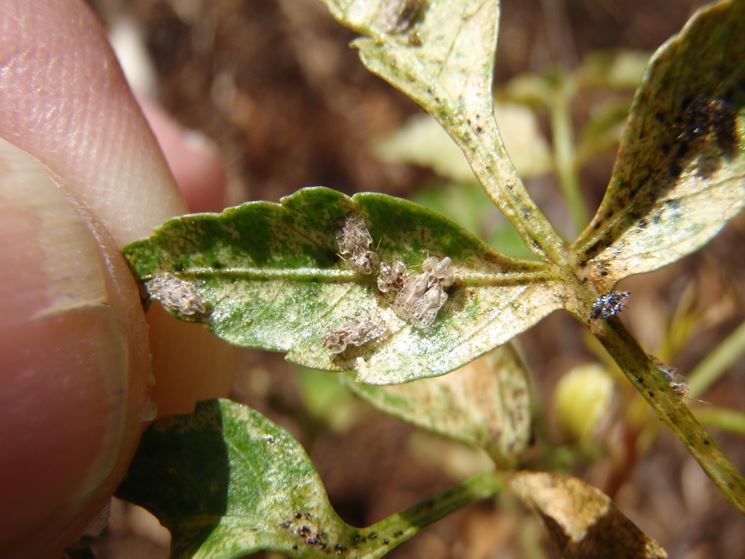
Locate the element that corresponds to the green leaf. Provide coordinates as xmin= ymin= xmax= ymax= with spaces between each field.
xmin=342 ymin=344 xmax=531 ymax=468
xmin=123 ymin=187 xmax=563 ymax=384
xmin=573 ymin=0 xmax=745 ymax=289
xmin=511 ymin=472 xmax=667 ymax=559
xmin=117 ymin=399 xmax=349 ymax=558
xmin=116 ymin=398 xmax=505 ymax=559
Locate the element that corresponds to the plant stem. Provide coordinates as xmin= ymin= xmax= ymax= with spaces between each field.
xmin=453 ymin=113 xmax=569 ymax=266
xmin=550 ymin=79 xmax=589 ymax=232
xmin=694 ymin=406 xmax=745 ymax=436
xmin=361 ymin=471 xmax=505 ymax=556
xmin=590 ymin=316 xmax=745 ymax=514
xmin=688 ymin=320 xmax=745 ymax=398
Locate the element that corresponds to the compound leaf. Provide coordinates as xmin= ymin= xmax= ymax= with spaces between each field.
xmin=511 ymin=472 xmax=667 ymax=559
xmin=123 ymin=187 xmax=563 ymax=384
xmin=116 ymin=399 xmax=504 ymax=559
xmin=342 ymin=344 xmax=531 ymax=467
xmin=573 ymin=0 xmax=745 ymax=290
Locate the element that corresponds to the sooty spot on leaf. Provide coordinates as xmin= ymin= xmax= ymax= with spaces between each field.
xmin=573 ymin=1 xmax=745 ymax=290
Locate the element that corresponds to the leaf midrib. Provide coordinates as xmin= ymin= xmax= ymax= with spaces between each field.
xmin=147 ymin=267 xmax=557 ymax=286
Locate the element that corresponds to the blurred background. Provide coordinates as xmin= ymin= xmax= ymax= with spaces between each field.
xmin=84 ymin=1 xmax=745 ymax=557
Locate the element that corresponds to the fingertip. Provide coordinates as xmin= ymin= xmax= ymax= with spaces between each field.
xmin=0 ymin=0 xmax=186 ymax=245
xmin=0 ymin=140 xmax=149 ymax=556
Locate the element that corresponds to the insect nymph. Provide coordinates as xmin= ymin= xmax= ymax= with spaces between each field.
xmin=336 ymin=214 xmax=379 ymax=275
xmin=590 ymin=290 xmax=630 ymax=320
xmin=393 ymin=256 xmax=454 ymax=329
xmin=323 ymin=317 xmax=386 ymax=354
xmin=146 ymin=272 xmax=206 ymax=317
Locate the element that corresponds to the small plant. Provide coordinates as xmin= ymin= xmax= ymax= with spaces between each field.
xmin=116 ymin=1 xmax=745 ymax=557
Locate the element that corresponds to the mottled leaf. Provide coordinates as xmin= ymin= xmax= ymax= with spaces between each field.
xmin=511 ymin=472 xmax=667 ymax=559
xmin=320 ymin=0 xmax=496 ymax=121
xmin=319 ymin=1 xmax=561 ymax=261
xmin=342 ymin=344 xmax=531 ymax=467
xmin=573 ymin=0 xmax=745 ymax=290
xmin=123 ymin=187 xmax=563 ymax=384
xmin=116 ymin=399 xmax=505 ymax=559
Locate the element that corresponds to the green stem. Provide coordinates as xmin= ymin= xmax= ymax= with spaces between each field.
xmin=361 ymin=471 xmax=505 ymax=557
xmin=688 ymin=320 xmax=745 ymax=398
xmin=550 ymin=80 xmax=589 ymax=232
xmin=591 ymin=316 xmax=745 ymax=514
xmin=452 ymin=113 xmax=568 ymax=266
xmin=694 ymin=406 xmax=745 ymax=437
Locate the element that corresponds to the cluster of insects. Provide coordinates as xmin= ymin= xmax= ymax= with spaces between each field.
xmin=145 ymin=272 xmax=206 ymax=317
xmin=325 ymin=213 xmax=456 ymax=354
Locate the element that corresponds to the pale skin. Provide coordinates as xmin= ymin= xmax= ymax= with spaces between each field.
xmin=0 ymin=1 xmax=236 ymax=556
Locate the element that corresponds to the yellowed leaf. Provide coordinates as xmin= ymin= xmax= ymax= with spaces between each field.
xmin=343 ymin=344 xmax=532 ymax=467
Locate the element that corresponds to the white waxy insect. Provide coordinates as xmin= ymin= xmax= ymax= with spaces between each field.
xmin=323 ymin=317 xmax=386 ymax=354
xmin=393 ymin=256 xmax=453 ymax=329
xmin=145 ymin=273 xmax=206 ymax=317
xmin=376 ymin=260 xmax=407 ymax=294
xmin=336 ymin=214 xmax=379 ymax=275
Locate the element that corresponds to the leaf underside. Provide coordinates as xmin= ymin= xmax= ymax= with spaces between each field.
xmin=124 ymin=187 xmax=562 ymax=384
xmin=574 ymin=0 xmax=745 ymax=290
xmin=342 ymin=344 xmax=532 ymax=467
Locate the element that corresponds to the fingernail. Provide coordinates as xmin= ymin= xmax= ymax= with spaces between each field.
xmin=0 ymin=139 xmax=108 ymax=325
xmin=0 ymin=139 xmax=129 ymax=543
